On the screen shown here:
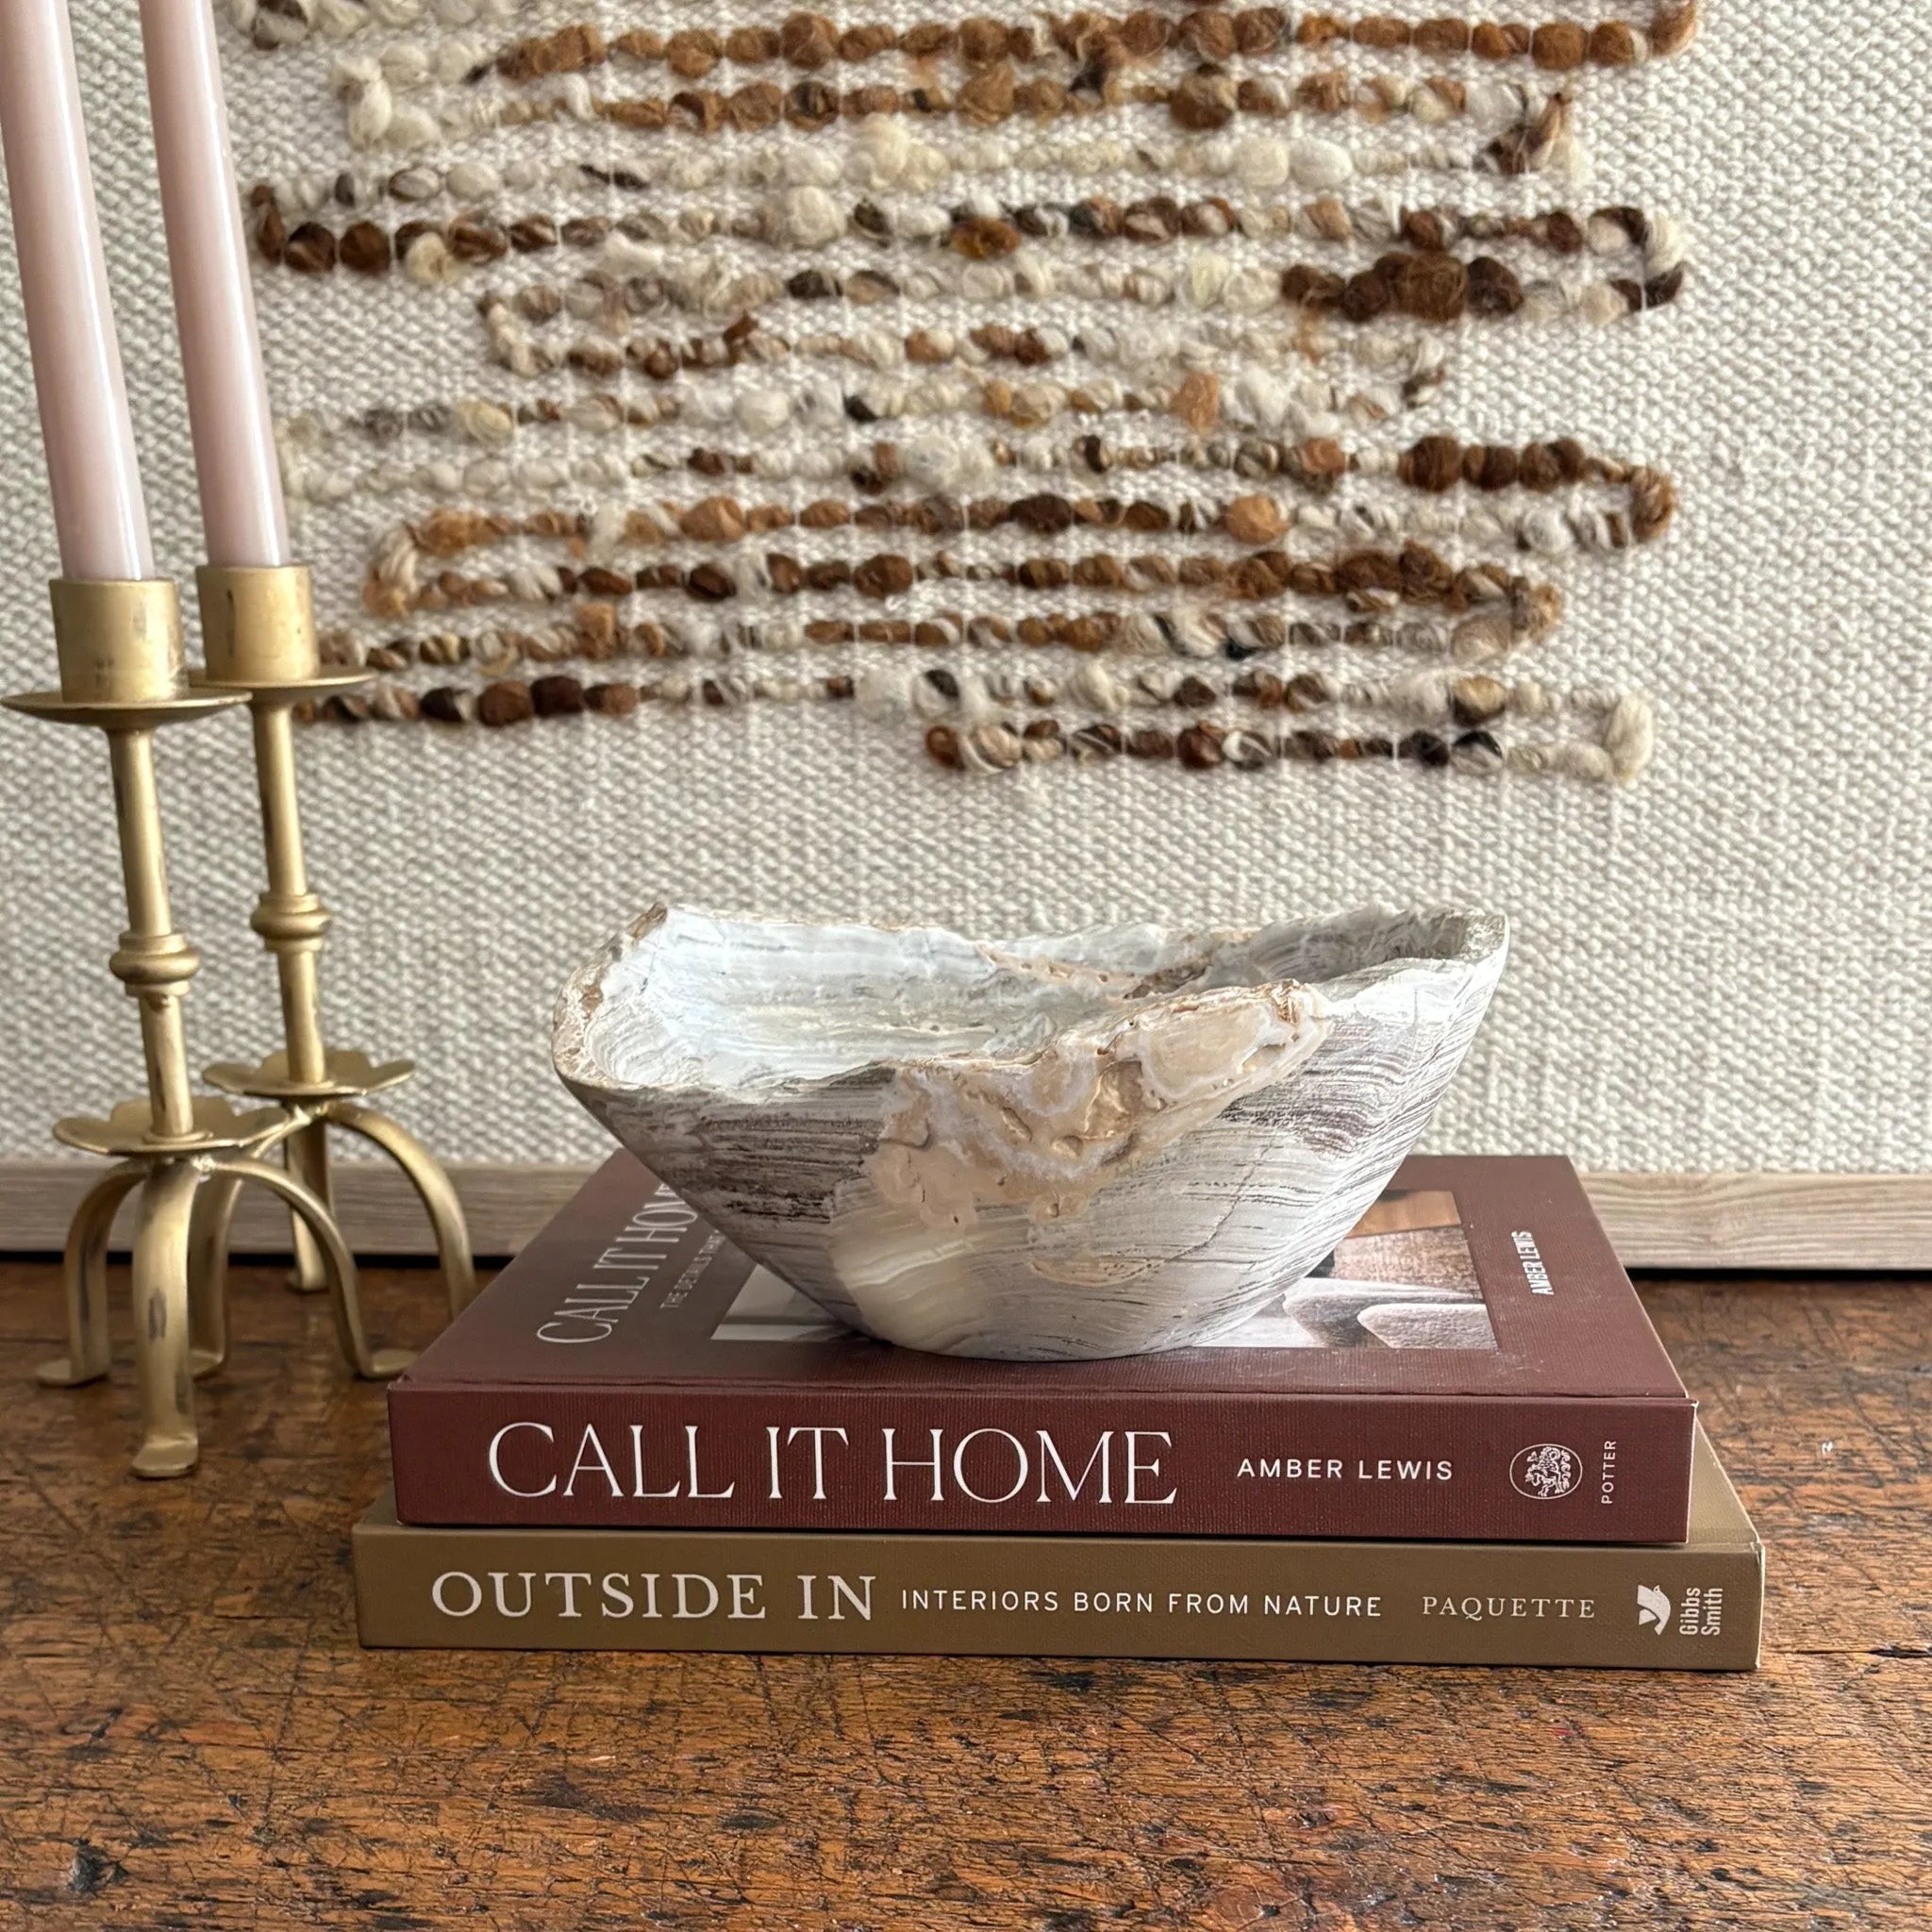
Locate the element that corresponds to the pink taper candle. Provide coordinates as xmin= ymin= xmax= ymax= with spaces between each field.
xmin=0 ymin=1 xmax=156 ymax=580
xmin=139 ymin=0 xmax=290 ymax=567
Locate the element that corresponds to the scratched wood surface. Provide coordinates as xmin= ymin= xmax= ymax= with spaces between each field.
xmin=1 ymin=1263 xmax=1927 ymax=1930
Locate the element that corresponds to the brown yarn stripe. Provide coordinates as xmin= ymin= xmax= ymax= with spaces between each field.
xmin=328 ymin=592 xmax=1559 ymax=677
xmin=471 ymin=341 xmax=1676 ymax=441
xmin=471 ymin=277 xmax=1675 ymax=389
xmin=491 ymin=251 xmax=1667 ymax=328
xmin=262 ymin=215 xmax=1680 ymax=325
xmin=578 ymin=72 xmax=1549 ymax=142
xmin=473 ymin=252 xmax=1674 ymax=346
xmin=483 ymin=7 xmax=1697 ymax=82
xmin=384 ymin=447 xmax=1672 ymax=558
xmin=364 ymin=541 xmax=1560 ymax=619
xmin=326 ymin=69 xmax=1572 ymax=153
xmin=323 ymin=406 xmax=1670 ymax=519
xmin=924 ymin=717 xmax=1509 ymax=774
xmin=255 ymin=193 xmax=1666 ymax=274
xmin=323 ymin=665 xmax=1524 ymax=720
xmin=473 ymin=316 xmax=1528 ymax=389
xmin=304 ymin=675 xmax=1516 ymax=769
xmin=302 ymin=679 xmax=1547 ymax=785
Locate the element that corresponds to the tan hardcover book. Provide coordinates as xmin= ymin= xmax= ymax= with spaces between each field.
xmin=356 ymin=1427 xmax=1761 ymax=1670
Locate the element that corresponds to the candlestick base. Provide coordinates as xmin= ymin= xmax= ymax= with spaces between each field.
xmin=205 ymin=1046 xmax=412 ymax=1104
xmin=201 ymin=1051 xmax=475 ymax=1317
xmin=52 ymin=1091 xmax=282 ymax=1158
xmin=25 ymin=1001 xmax=414 ymax=1475
xmin=36 ymin=1127 xmax=415 ymax=1438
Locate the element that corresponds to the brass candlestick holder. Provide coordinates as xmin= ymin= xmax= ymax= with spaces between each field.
xmin=6 ymin=578 xmax=406 ymax=1477
xmin=191 ymin=563 xmax=475 ymax=1332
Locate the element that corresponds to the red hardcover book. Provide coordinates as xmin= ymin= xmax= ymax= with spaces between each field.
xmin=389 ymin=1153 xmax=1694 ymax=1542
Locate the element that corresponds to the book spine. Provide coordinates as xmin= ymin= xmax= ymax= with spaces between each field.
xmin=388 ymin=1386 xmax=1696 ymax=1543
xmin=354 ymin=1515 xmax=1762 ymax=1669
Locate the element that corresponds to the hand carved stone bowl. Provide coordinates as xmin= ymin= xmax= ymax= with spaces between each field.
xmin=553 ymin=905 xmax=1508 ymax=1360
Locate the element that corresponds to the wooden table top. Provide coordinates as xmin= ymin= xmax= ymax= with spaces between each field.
xmin=2 ymin=1259 xmax=1927 ymax=1928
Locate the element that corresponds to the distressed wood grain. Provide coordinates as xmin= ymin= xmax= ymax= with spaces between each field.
xmin=1 ymin=1266 xmax=1928 ymax=1928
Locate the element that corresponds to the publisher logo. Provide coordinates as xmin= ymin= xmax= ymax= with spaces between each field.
xmin=1509 ymin=1443 xmax=1582 ymax=1500
xmin=1636 ymin=1584 xmax=1672 ymax=1633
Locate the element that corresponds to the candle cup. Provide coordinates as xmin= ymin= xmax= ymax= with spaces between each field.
xmin=7 ymin=578 xmax=414 ymax=1477
xmin=197 ymin=562 xmax=316 ymax=684
xmin=192 ymin=562 xmax=476 ymax=1326
xmin=50 ymin=578 xmax=185 ymax=706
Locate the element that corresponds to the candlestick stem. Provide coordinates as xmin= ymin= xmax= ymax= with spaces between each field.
xmin=250 ymin=703 xmax=327 ymax=1076
xmin=196 ymin=562 xmax=476 ymax=1323
xmin=249 ymin=696 xmax=331 ymax=1283
xmin=105 ymin=728 xmax=201 ymax=1141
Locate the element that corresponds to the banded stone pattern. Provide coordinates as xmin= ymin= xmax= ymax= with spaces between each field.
xmin=554 ymin=906 xmax=1509 ymax=1356
xmin=236 ymin=0 xmax=1696 ymax=781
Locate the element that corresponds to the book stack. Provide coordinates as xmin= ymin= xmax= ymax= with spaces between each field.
xmin=355 ymin=1154 xmax=1762 ymax=1670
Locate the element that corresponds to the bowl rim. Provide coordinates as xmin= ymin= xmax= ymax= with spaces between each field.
xmin=552 ymin=902 xmax=1509 ymax=1105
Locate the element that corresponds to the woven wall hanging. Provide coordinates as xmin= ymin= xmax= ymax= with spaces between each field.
xmin=237 ymin=0 xmax=1693 ymax=783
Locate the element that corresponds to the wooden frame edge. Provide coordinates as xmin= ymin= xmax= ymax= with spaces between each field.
xmin=0 ymin=1160 xmax=1925 ymax=1271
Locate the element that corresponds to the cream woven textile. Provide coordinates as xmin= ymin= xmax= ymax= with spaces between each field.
xmin=0 ymin=1 xmax=1924 ymax=1170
